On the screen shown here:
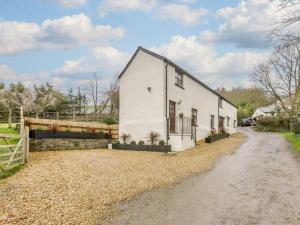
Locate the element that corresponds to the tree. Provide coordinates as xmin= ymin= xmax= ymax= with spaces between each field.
xmin=33 ymin=83 xmax=57 ymax=115
xmin=271 ymin=0 xmax=300 ymax=46
xmin=252 ymin=44 xmax=300 ymax=128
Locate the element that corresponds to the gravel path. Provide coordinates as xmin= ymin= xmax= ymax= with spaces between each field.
xmin=104 ymin=128 xmax=300 ymax=225
xmin=0 ymin=133 xmax=245 ymax=225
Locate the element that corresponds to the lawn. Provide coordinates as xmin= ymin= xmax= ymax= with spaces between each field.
xmin=0 ymin=133 xmax=245 ymax=225
xmin=0 ymin=123 xmax=22 ymax=179
xmin=282 ymin=132 xmax=300 ymax=154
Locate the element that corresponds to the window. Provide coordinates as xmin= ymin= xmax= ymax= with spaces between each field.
xmin=227 ymin=116 xmax=230 ymax=126
xmin=210 ymin=115 xmax=215 ymax=129
xmin=175 ymin=70 xmax=184 ymax=88
xmin=219 ymin=98 xmax=223 ymax=108
xmin=169 ymin=101 xmax=176 ymax=133
xmin=191 ymin=108 xmax=197 ymax=126
xmin=234 ymin=120 xmax=236 ymax=128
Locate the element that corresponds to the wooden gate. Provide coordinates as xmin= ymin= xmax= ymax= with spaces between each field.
xmin=0 ymin=107 xmax=29 ymax=171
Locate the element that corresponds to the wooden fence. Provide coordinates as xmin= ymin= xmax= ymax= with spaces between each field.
xmin=24 ymin=117 xmax=119 ymax=139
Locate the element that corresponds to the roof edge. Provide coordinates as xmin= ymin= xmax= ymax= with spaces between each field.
xmin=118 ymin=46 xmax=237 ymax=108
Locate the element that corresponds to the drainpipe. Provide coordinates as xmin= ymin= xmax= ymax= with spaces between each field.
xmin=165 ymin=61 xmax=169 ymax=145
xmin=217 ymin=97 xmax=220 ymax=132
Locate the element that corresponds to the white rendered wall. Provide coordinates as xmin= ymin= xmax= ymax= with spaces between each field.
xmin=219 ymin=100 xmax=238 ymax=134
xmin=119 ymin=50 xmax=166 ymax=144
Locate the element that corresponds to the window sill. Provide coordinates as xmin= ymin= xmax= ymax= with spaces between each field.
xmin=175 ymin=83 xmax=184 ymax=89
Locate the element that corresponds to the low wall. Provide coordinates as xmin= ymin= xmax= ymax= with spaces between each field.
xmin=30 ymin=139 xmax=109 ymax=151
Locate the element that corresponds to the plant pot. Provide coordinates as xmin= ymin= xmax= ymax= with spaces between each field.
xmin=29 ymin=130 xmax=109 ymax=139
xmin=108 ymin=143 xmax=113 ymax=149
xmin=205 ymin=133 xmax=228 ymax=143
xmin=112 ymin=144 xmax=171 ymax=152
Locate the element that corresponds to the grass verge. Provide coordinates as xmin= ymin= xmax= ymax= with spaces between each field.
xmin=0 ymin=164 xmax=25 ymax=180
xmin=282 ymin=132 xmax=300 ymax=154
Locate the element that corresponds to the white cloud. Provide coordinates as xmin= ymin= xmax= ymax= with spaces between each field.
xmin=199 ymin=0 xmax=290 ymax=48
xmin=54 ymin=46 xmax=129 ymax=79
xmin=151 ymin=35 xmax=267 ymax=88
xmin=54 ymin=58 xmax=95 ymax=77
xmin=54 ymin=0 xmax=87 ymax=8
xmin=0 ymin=13 xmax=124 ymax=55
xmin=99 ymin=0 xmax=158 ymax=17
xmin=0 ymin=64 xmax=18 ymax=81
xmin=156 ymin=4 xmax=208 ymax=26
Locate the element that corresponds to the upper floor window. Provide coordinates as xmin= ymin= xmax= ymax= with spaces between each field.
xmin=175 ymin=70 xmax=184 ymax=88
xmin=219 ymin=98 xmax=223 ymax=108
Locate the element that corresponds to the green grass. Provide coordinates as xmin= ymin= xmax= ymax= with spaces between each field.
xmin=282 ymin=132 xmax=300 ymax=154
xmin=0 ymin=123 xmax=20 ymax=154
xmin=0 ymin=164 xmax=25 ymax=180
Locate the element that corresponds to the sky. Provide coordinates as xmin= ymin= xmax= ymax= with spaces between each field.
xmin=0 ymin=0 xmax=284 ymax=91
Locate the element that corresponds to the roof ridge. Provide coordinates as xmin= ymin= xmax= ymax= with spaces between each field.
xmin=119 ymin=46 xmax=237 ymax=108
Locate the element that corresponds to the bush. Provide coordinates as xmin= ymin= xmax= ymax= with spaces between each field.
xmin=116 ymin=141 xmax=120 ymax=144
xmin=159 ymin=140 xmax=165 ymax=145
xmin=147 ymin=131 xmax=160 ymax=145
xmin=256 ymin=117 xmax=289 ymax=132
xmin=121 ymin=133 xmax=131 ymax=144
xmin=102 ymin=117 xmax=118 ymax=125
xmin=138 ymin=140 xmax=145 ymax=145
xmin=130 ymin=140 xmax=136 ymax=145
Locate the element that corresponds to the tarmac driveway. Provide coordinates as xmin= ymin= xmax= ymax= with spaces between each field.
xmin=105 ymin=128 xmax=300 ymax=225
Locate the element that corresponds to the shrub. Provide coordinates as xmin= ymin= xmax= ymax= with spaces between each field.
xmin=121 ymin=133 xmax=131 ymax=144
xmin=147 ymin=131 xmax=160 ymax=145
xmin=130 ymin=140 xmax=136 ymax=145
xmin=116 ymin=141 xmax=121 ymax=144
xmin=138 ymin=140 xmax=145 ymax=145
xmin=102 ymin=117 xmax=118 ymax=125
xmin=256 ymin=117 xmax=289 ymax=132
xmin=159 ymin=140 xmax=165 ymax=146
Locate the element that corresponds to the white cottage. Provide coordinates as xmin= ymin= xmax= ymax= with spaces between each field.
xmin=119 ymin=47 xmax=237 ymax=151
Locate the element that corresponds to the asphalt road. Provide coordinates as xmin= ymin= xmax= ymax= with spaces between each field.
xmin=104 ymin=128 xmax=300 ymax=225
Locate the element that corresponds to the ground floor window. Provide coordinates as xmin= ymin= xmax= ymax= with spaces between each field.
xmin=191 ymin=108 xmax=197 ymax=126
xmin=227 ymin=116 xmax=230 ymax=126
xmin=210 ymin=115 xmax=215 ymax=129
xmin=169 ymin=101 xmax=176 ymax=133
xmin=234 ymin=120 xmax=236 ymax=128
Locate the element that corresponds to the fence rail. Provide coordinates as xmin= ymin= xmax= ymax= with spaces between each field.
xmin=0 ymin=110 xmax=118 ymax=124
xmin=25 ymin=117 xmax=119 ymax=139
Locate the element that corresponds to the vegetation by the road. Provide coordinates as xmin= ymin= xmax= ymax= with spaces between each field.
xmin=217 ymin=87 xmax=273 ymax=122
xmin=0 ymin=165 xmax=24 ymax=180
xmin=282 ymin=132 xmax=300 ymax=154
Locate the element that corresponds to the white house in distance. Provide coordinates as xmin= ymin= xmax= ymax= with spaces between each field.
xmin=119 ymin=47 xmax=237 ymax=151
xmin=252 ymin=105 xmax=277 ymax=120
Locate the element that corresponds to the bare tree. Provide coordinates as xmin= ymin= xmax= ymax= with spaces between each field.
xmin=271 ymin=0 xmax=300 ymax=46
xmin=89 ymin=73 xmax=101 ymax=115
xmin=253 ymin=44 xmax=300 ymax=127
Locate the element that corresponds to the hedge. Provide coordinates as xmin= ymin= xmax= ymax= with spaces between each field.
xmin=256 ymin=117 xmax=290 ymax=132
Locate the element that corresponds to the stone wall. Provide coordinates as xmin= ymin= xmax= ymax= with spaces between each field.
xmin=30 ymin=139 xmax=109 ymax=151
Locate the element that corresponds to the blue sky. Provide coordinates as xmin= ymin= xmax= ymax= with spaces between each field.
xmin=0 ymin=0 xmax=278 ymax=90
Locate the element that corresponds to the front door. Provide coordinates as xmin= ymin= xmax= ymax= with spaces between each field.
xmin=219 ymin=116 xmax=225 ymax=131
xmin=169 ymin=101 xmax=176 ymax=133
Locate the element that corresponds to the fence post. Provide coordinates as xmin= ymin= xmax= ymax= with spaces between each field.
xmin=23 ymin=126 xmax=29 ymax=163
xmin=72 ymin=111 xmax=76 ymax=121
xmin=20 ymin=106 xmax=24 ymax=136
xmin=56 ymin=112 xmax=59 ymax=120
xmin=8 ymin=108 xmax=12 ymax=128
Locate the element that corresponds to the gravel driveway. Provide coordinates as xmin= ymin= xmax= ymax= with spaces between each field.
xmin=105 ymin=128 xmax=300 ymax=225
xmin=0 ymin=133 xmax=244 ymax=225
